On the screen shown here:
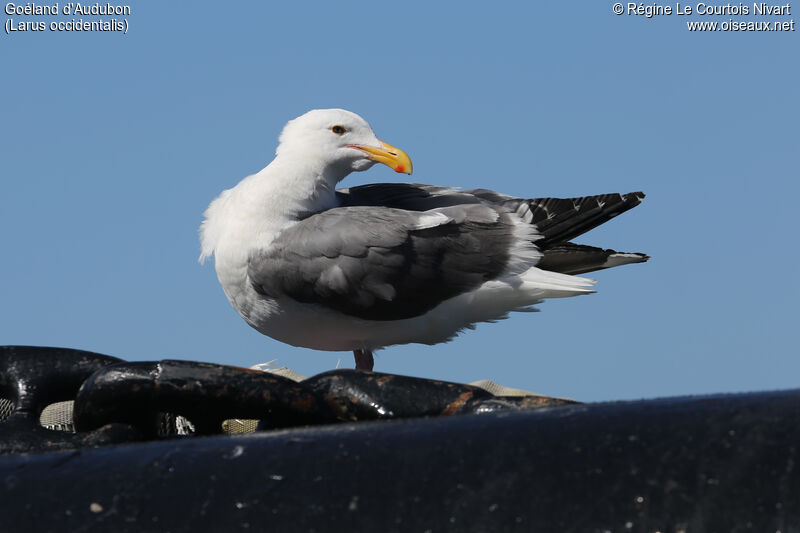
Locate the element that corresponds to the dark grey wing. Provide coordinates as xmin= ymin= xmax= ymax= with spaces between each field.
xmin=462 ymin=189 xmax=644 ymax=247
xmin=248 ymin=206 xmax=516 ymax=321
xmin=428 ymin=187 xmax=648 ymax=275
xmin=339 ymin=184 xmax=648 ymax=276
xmin=339 ymin=184 xmax=645 ymax=249
xmin=336 ymin=183 xmax=484 ymax=211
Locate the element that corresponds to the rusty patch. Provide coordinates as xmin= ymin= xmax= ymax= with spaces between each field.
xmin=376 ymin=376 xmax=394 ymax=386
xmin=517 ymin=397 xmax=579 ymax=410
xmin=441 ymin=392 xmax=474 ymax=416
xmin=289 ymin=395 xmax=316 ymax=412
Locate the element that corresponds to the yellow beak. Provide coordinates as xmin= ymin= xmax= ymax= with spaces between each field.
xmin=348 ymin=140 xmax=413 ymax=175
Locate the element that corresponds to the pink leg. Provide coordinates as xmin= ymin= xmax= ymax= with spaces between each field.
xmin=353 ymin=349 xmax=374 ymax=371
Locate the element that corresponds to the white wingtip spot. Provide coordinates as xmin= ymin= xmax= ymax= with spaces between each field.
xmin=415 ymin=212 xmax=451 ymax=230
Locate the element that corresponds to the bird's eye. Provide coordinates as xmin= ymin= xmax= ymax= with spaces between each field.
xmin=331 ymin=125 xmax=346 ymax=135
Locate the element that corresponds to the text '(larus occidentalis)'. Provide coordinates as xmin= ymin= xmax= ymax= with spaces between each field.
xmin=200 ymin=109 xmax=648 ymax=371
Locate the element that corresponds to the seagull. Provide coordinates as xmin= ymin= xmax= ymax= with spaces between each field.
xmin=200 ymin=109 xmax=647 ymax=371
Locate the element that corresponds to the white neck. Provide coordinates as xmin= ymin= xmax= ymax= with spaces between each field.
xmin=200 ymin=154 xmax=352 ymax=271
xmin=265 ymin=153 xmax=350 ymax=217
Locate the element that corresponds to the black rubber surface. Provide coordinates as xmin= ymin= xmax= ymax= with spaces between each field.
xmin=2 ymin=387 xmax=799 ymax=532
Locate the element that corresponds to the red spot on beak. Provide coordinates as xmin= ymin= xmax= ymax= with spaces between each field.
xmin=395 ymin=165 xmax=405 ymax=173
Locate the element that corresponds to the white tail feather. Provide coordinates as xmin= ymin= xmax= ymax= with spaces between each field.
xmin=507 ymin=267 xmax=596 ymax=300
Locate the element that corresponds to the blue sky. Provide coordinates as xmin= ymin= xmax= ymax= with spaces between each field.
xmin=2 ymin=3 xmax=797 ymax=401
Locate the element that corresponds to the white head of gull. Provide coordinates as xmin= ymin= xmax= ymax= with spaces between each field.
xmin=200 ymin=109 xmax=647 ymax=371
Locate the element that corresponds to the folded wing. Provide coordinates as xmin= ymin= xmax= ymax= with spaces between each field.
xmin=248 ymin=204 xmax=523 ymax=321
xmin=338 ymin=183 xmax=648 ymax=276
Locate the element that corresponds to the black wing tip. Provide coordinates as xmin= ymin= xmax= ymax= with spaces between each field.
xmin=536 ymin=243 xmax=649 ymax=275
xmin=529 ymin=191 xmax=647 ymax=247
